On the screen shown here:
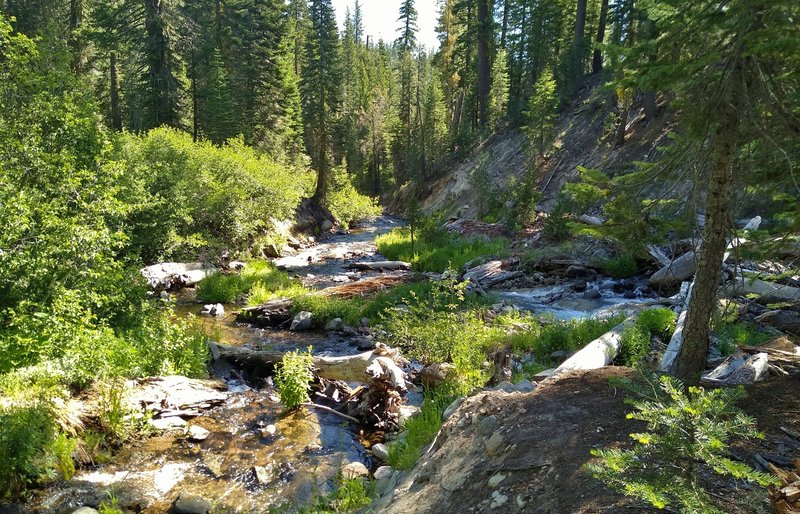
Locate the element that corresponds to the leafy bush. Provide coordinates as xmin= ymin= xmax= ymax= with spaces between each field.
xmin=603 ymin=253 xmax=639 ymax=278
xmin=324 ymin=167 xmax=382 ymax=229
xmin=589 ymin=375 xmax=778 ymax=513
xmin=618 ymin=308 xmax=676 ymax=367
xmin=275 ymin=347 xmax=314 ymax=410
xmin=116 ymin=128 xmax=313 ymax=263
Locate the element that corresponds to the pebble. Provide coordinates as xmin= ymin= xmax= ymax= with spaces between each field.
xmin=187 ymin=425 xmax=210 ymax=441
xmin=342 ymin=462 xmax=369 ymax=479
xmin=253 ymin=465 xmax=275 ymax=485
xmin=372 ymin=443 xmax=390 ymax=462
xmin=485 ymin=431 xmax=505 ymax=457
xmin=262 ymin=424 xmax=277 ymax=437
xmin=478 ymin=415 xmax=497 ymax=436
xmin=488 ymin=473 xmax=506 ymax=488
xmin=173 ymin=492 xmax=212 ymax=514
xmin=490 ymin=491 xmax=508 ymax=509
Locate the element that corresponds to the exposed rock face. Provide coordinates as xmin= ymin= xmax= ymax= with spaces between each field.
xmin=140 ymin=262 xmax=217 ymax=290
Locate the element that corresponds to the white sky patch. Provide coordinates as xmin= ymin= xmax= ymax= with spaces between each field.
xmin=332 ymin=0 xmax=441 ymax=52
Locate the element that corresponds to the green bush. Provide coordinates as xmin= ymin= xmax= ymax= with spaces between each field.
xmin=275 ymin=347 xmax=314 ymax=410
xmin=637 ymin=308 xmax=676 ymax=340
xmin=197 ymin=261 xmax=298 ymax=304
xmin=324 ymin=167 xmax=382 ymax=229
xmin=617 ymin=308 xmax=676 ymax=367
xmin=589 ymin=375 xmax=778 ymax=513
xmin=603 ymin=254 xmax=639 ymax=278
xmin=116 ymin=128 xmax=313 ymax=263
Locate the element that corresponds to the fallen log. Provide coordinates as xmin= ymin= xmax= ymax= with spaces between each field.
xmin=649 ymin=250 xmax=697 ymax=288
xmin=647 ymin=244 xmax=672 ymax=268
xmin=769 ymin=459 xmax=800 ymax=514
xmin=463 ymin=260 xmax=523 ymax=289
xmin=729 ymin=277 xmax=800 ymax=304
xmin=660 ymin=281 xmax=693 ymax=372
xmin=319 ymin=273 xmax=417 ymax=298
xmin=237 ymin=298 xmax=293 ymax=326
xmin=553 ymin=316 xmax=636 ymax=376
xmin=211 ymin=342 xmax=400 ymax=383
xmin=349 ymin=261 xmax=412 ymax=271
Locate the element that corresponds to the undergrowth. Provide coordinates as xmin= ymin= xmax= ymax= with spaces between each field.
xmin=197 ymin=261 xmax=296 ymax=304
xmin=387 ymin=392 xmax=452 ymax=470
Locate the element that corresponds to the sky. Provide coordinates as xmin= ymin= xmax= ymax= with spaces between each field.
xmin=331 ymin=0 xmax=440 ymax=51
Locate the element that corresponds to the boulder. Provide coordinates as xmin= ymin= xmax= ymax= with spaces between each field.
xmin=290 ymin=311 xmax=312 ymax=331
xmin=342 ymin=462 xmax=369 ymax=480
xmin=187 ymin=425 xmax=210 ymax=441
xmin=324 ymin=318 xmax=343 ymax=331
xmin=320 ymin=219 xmax=334 ymax=232
xmin=420 ymin=362 xmax=456 ymax=388
xmin=583 ymin=288 xmax=602 ymax=300
xmin=372 ymin=443 xmax=390 ymax=462
xmin=200 ymin=304 xmax=224 ymax=317
xmin=140 ymin=262 xmax=217 ymax=290
xmin=565 ymin=265 xmax=597 ymax=281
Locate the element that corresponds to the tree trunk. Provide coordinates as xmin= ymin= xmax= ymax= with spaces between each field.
xmin=68 ymin=0 xmax=83 ymax=73
xmin=476 ymin=0 xmax=491 ymax=128
xmin=669 ymin=56 xmax=745 ymax=384
xmin=110 ymin=52 xmax=122 ymax=131
xmin=500 ymin=0 xmax=509 ymax=49
xmin=191 ymin=49 xmax=198 ymax=142
xmin=614 ymin=99 xmax=627 ymax=146
xmin=592 ymin=0 xmax=609 ymax=74
xmin=575 ymin=0 xmax=587 ymax=43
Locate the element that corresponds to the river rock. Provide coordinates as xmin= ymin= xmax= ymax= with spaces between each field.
xmin=442 ymin=397 xmax=464 ymax=421
xmin=290 ymin=311 xmax=312 ymax=331
xmin=200 ymin=303 xmax=224 ymax=317
xmin=253 ymin=465 xmax=276 ymax=485
xmin=321 ymin=219 xmax=334 ymax=232
xmin=514 ymin=379 xmax=535 ymax=393
xmin=173 ymin=492 xmax=211 ymax=514
xmin=374 ymin=466 xmax=397 ymax=496
xmin=488 ymin=473 xmax=506 ymax=488
xmin=72 ymin=509 xmax=99 ymax=514
xmin=140 ymin=262 xmax=217 ymax=290
xmin=149 ymin=416 xmax=186 ymax=430
xmin=187 ymin=425 xmax=210 ymax=441
xmin=372 ymin=443 xmax=390 ymax=462
xmin=550 ymin=350 xmax=568 ymax=361
xmin=421 ymin=362 xmax=456 ymax=387
xmin=324 ymin=318 xmax=343 ymax=331
xmin=565 ymin=265 xmax=597 ymax=280
xmin=490 ymin=491 xmax=509 ymax=509
xmin=572 ymin=281 xmax=587 ymax=292
xmin=479 ymin=415 xmax=498 ymax=436
xmin=583 ymin=288 xmax=602 ymax=300
xmin=342 ymin=462 xmax=369 ymax=480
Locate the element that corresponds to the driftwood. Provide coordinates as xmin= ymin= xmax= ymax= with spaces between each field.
xmin=237 ymin=298 xmax=293 ymax=326
xmin=649 ymin=250 xmax=697 ymax=287
xmin=660 ymin=281 xmax=693 ymax=372
xmin=553 ymin=317 xmax=636 ymax=376
xmin=754 ymin=310 xmax=800 ymax=336
xmin=463 ymin=260 xmax=523 ymax=288
xmin=349 ymin=261 xmax=412 ymax=271
xmin=319 ymin=273 xmax=416 ymax=299
xmin=769 ymin=459 xmax=800 ymax=513
xmin=647 ymin=244 xmax=672 ymax=268
xmin=140 ymin=262 xmax=217 ymax=290
xmin=346 ymin=356 xmax=408 ymax=430
xmin=729 ymin=277 xmax=800 ymax=304
xmin=211 ymin=342 xmax=404 ymax=384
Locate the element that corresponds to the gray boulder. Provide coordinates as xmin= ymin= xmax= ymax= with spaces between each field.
xmin=290 ymin=311 xmax=312 ymax=331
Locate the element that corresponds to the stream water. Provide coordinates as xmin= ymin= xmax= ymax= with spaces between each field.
xmin=27 ymin=216 xmax=665 ymax=513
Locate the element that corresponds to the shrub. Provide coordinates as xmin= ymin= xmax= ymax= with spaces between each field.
xmin=637 ymin=308 xmax=676 ymax=340
xmin=508 ymin=315 xmax=625 ymax=361
xmin=196 ymin=273 xmax=245 ymax=304
xmin=197 ymin=261 xmax=298 ymax=304
xmin=589 ymin=375 xmax=778 ymax=513
xmin=618 ymin=308 xmax=676 ymax=367
xmin=604 ymin=253 xmax=639 ymax=278
xmin=324 ymin=167 xmax=382 ymax=229
xmin=275 ymin=347 xmax=314 ymax=410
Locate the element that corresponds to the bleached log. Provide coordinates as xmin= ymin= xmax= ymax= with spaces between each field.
xmin=212 ymin=342 xmax=388 ymax=383
xmin=349 ymin=261 xmax=412 ymax=271
xmin=578 ymin=214 xmax=604 ymax=226
xmin=553 ymin=317 xmax=636 ymax=375
xmin=728 ymin=276 xmax=800 ymax=303
xmin=647 ymin=244 xmax=672 ymax=268
xmin=463 ymin=260 xmax=523 ymax=288
xmin=660 ymin=281 xmax=694 ymax=372
xmin=648 ymin=250 xmax=697 ymax=287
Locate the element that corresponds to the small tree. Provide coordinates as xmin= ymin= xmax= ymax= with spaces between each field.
xmin=523 ymin=68 xmax=559 ymax=156
xmin=274 ymin=347 xmax=314 ymax=410
xmin=589 ymin=375 xmax=778 ymax=513
xmin=405 ymin=196 xmax=422 ymax=262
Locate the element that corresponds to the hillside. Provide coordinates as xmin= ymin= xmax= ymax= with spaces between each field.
xmin=414 ymin=76 xmax=677 ymax=218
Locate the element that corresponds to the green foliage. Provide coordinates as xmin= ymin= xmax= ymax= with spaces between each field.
xmin=618 ymin=309 xmax=676 ymax=367
xmin=376 ymin=227 xmax=509 ymax=273
xmin=508 ymin=315 xmax=625 ymax=361
xmin=603 ymin=254 xmax=639 ymax=278
xmin=197 ymin=261 xmax=296 ymax=304
xmin=324 ymin=166 xmax=382 ymax=229
xmin=589 ymin=375 xmax=779 ymax=513
xmin=387 ymin=392 xmax=452 ymax=470
xmin=524 ymin=67 xmax=560 ymax=156
xmin=275 ymin=347 xmax=314 ymax=410
xmin=117 ymin=128 xmax=312 ymax=263
xmin=542 ymin=200 xmax=572 ymax=242
xmin=285 ymin=473 xmax=373 ymax=514
xmin=713 ymin=321 xmax=773 ymax=357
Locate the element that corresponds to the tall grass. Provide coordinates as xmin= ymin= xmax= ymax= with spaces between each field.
xmin=197 ymin=261 xmax=297 ymax=303
xmin=376 ymin=228 xmax=509 ymax=272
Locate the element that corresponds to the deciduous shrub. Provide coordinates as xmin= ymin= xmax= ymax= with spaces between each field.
xmin=275 ymin=347 xmax=314 ymax=410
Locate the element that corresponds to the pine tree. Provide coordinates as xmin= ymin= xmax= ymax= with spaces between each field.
xmin=301 ymin=0 xmax=342 ymax=203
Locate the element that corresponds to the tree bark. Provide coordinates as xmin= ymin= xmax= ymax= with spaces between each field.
xmin=500 ymin=0 xmax=509 ymax=49
xmin=592 ymin=0 xmax=609 ymax=74
xmin=476 ymin=0 xmax=491 ymax=128
xmin=575 ymin=0 xmax=587 ymax=43
xmin=669 ymin=56 xmax=745 ymax=384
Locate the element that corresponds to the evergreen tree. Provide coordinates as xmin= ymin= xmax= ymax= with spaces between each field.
xmin=301 ymin=0 xmax=342 ymax=203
